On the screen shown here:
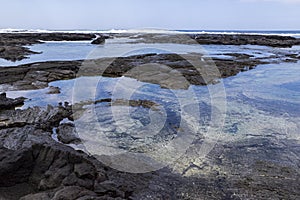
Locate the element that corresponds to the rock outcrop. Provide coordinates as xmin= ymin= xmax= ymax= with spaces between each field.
xmin=0 ymin=93 xmax=26 ymax=110
xmin=192 ymin=34 xmax=300 ymax=48
xmin=123 ymin=33 xmax=300 ymax=48
xmin=1 ymin=51 xmax=299 ymax=91
xmin=0 ymin=33 xmax=100 ymax=61
xmin=91 ymin=35 xmax=106 ymax=45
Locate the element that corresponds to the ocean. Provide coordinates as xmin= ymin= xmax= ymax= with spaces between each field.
xmin=1 ymin=28 xmax=300 ymax=36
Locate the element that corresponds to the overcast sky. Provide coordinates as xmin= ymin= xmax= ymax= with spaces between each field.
xmin=1 ymin=0 xmax=300 ymax=30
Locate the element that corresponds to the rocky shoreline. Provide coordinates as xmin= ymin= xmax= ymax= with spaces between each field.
xmin=0 ymin=33 xmax=300 ymax=199
xmin=1 ymin=32 xmax=300 ymax=62
xmin=193 ymin=34 xmax=300 ymax=47
xmin=119 ymin=32 xmax=300 ymax=47
xmin=0 ymin=50 xmax=299 ymax=91
xmin=0 ymin=33 xmax=105 ymax=61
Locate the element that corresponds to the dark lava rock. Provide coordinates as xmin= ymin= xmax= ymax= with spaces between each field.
xmin=0 ymin=33 xmax=98 ymax=61
xmin=91 ymin=36 xmax=106 ymax=45
xmin=0 ymin=103 xmax=72 ymax=130
xmin=0 ymin=49 xmax=299 ymax=91
xmin=0 ymin=60 xmax=81 ymax=90
xmin=0 ymin=45 xmax=40 ymax=62
xmin=51 ymin=186 xmax=98 ymax=200
xmin=121 ymin=33 xmax=300 ymax=48
xmin=2 ymin=32 xmax=299 ymax=62
xmin=57 ymin=123 xmax=81 ymax=144
xmin=0 ymin=147 xmax=34 ymax=187
xmin=0 ymin=92 xmax=26 ymax=110
xmin=192 ymin=34 xmax=300 ymax=48
xmin=0 ymin=143 xmax=106 ymax=200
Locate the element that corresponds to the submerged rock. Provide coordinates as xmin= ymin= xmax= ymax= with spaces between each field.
xmin=0 ymin=99 xmax=299 ymax=199
xmin=46 ymin=86 xmax=61 ymax=94
xmin=0 ymin=32 xmax=300 ymax=199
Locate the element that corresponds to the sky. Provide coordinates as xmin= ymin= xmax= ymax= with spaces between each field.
xmin=1 ymin=0 xmax=300 ymax=30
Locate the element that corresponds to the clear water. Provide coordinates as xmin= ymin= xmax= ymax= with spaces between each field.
xmin=5 ymin=39 xmax=299 ymax=123
xmin=7 ymin=60 xmax=300 ymax=136
xmin=3 ymin=38 xmax=300 ymax=171
xmin=0 ymin=41 xmax=96 ymax=66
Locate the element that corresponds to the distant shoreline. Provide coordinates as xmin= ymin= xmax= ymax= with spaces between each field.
xmin=1 ymin=28 xmax=300 ymax=37
xmin=1 ymin=32 xmax=300 ymax=63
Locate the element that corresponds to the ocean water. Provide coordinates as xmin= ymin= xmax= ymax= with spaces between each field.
xmin=1 ymin=28 xmax=300 ymax=36
xmin=177 ymin=30 xmax=300 ymax=37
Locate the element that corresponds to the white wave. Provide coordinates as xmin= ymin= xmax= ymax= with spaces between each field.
xmin=98 ymin=29 xmax=300 ymax=37
xmin=176 ymin=30 xmax=300 ymax=37
xmin=1 ymin=28 xmax=300 ymax=37
xmin=0 ymin=28 xmax=100 ymax=34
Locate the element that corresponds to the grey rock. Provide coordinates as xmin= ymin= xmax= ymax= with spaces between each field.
xmin=0 ymin=92 xmax=26 ymax=110
xmin=0 ymin=147 xmax=34 ymax=187
xmin=74 ymin=162 xmax=97 ymax=179
xmin=57 ymin=123 xmax=81 ymax=144
xmin=91 ymin=36 xmax=106 ymax=45
xmin=52 ymin=186 xmax=97 ymax=200
xmin=0 ymin=33 xmax=98 ymax=62
xmin=20 ymin=192 xmax=52 ymax=200
xmin=0 ymin=48 xmax=299 ymax=91
xmin=192 ymin=34 xmax=300 ymax=48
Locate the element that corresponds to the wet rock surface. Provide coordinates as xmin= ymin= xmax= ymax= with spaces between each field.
xmin=121 ymin=33 xmax=300 ymax=47
xmin=0 ymin=60 xmax=81 ymax=90
xmin=56 ymin=123 xmax=81 ymax=144
xmin=192 ymin=34 xmax=300 ymax=48
xmin=0 ymin=92 xmax=26 ymax=110
xmin=91 ymin=35 xmax=106 ymax=45
xmin=1 ymin=50 xmax=299 ymax=91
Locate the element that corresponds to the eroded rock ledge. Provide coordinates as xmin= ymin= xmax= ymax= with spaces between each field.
xmin=0 ymin=33 xmax=105 ymax=61
xmin=122 ymin=33 xmax=300 ymax=47
xmin=1 ymin=51 xmax=299 ymax=91
xmin=192 ymin=34 xmax=300 ymax=48
xmin=0 ymin=92 xmax=26 ymax=110
xmin=1 ymin=33 xmax=300 ymax=62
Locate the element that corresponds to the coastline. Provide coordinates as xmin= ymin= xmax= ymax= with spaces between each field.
xmin=0 ymin=32 xmax=299 ymax=199
xmin=1 ymin=31 xmax=300 ymax=62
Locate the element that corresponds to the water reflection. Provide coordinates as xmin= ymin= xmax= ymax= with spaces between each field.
xmin=6 ymin=61 xmax=300 ymax=140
